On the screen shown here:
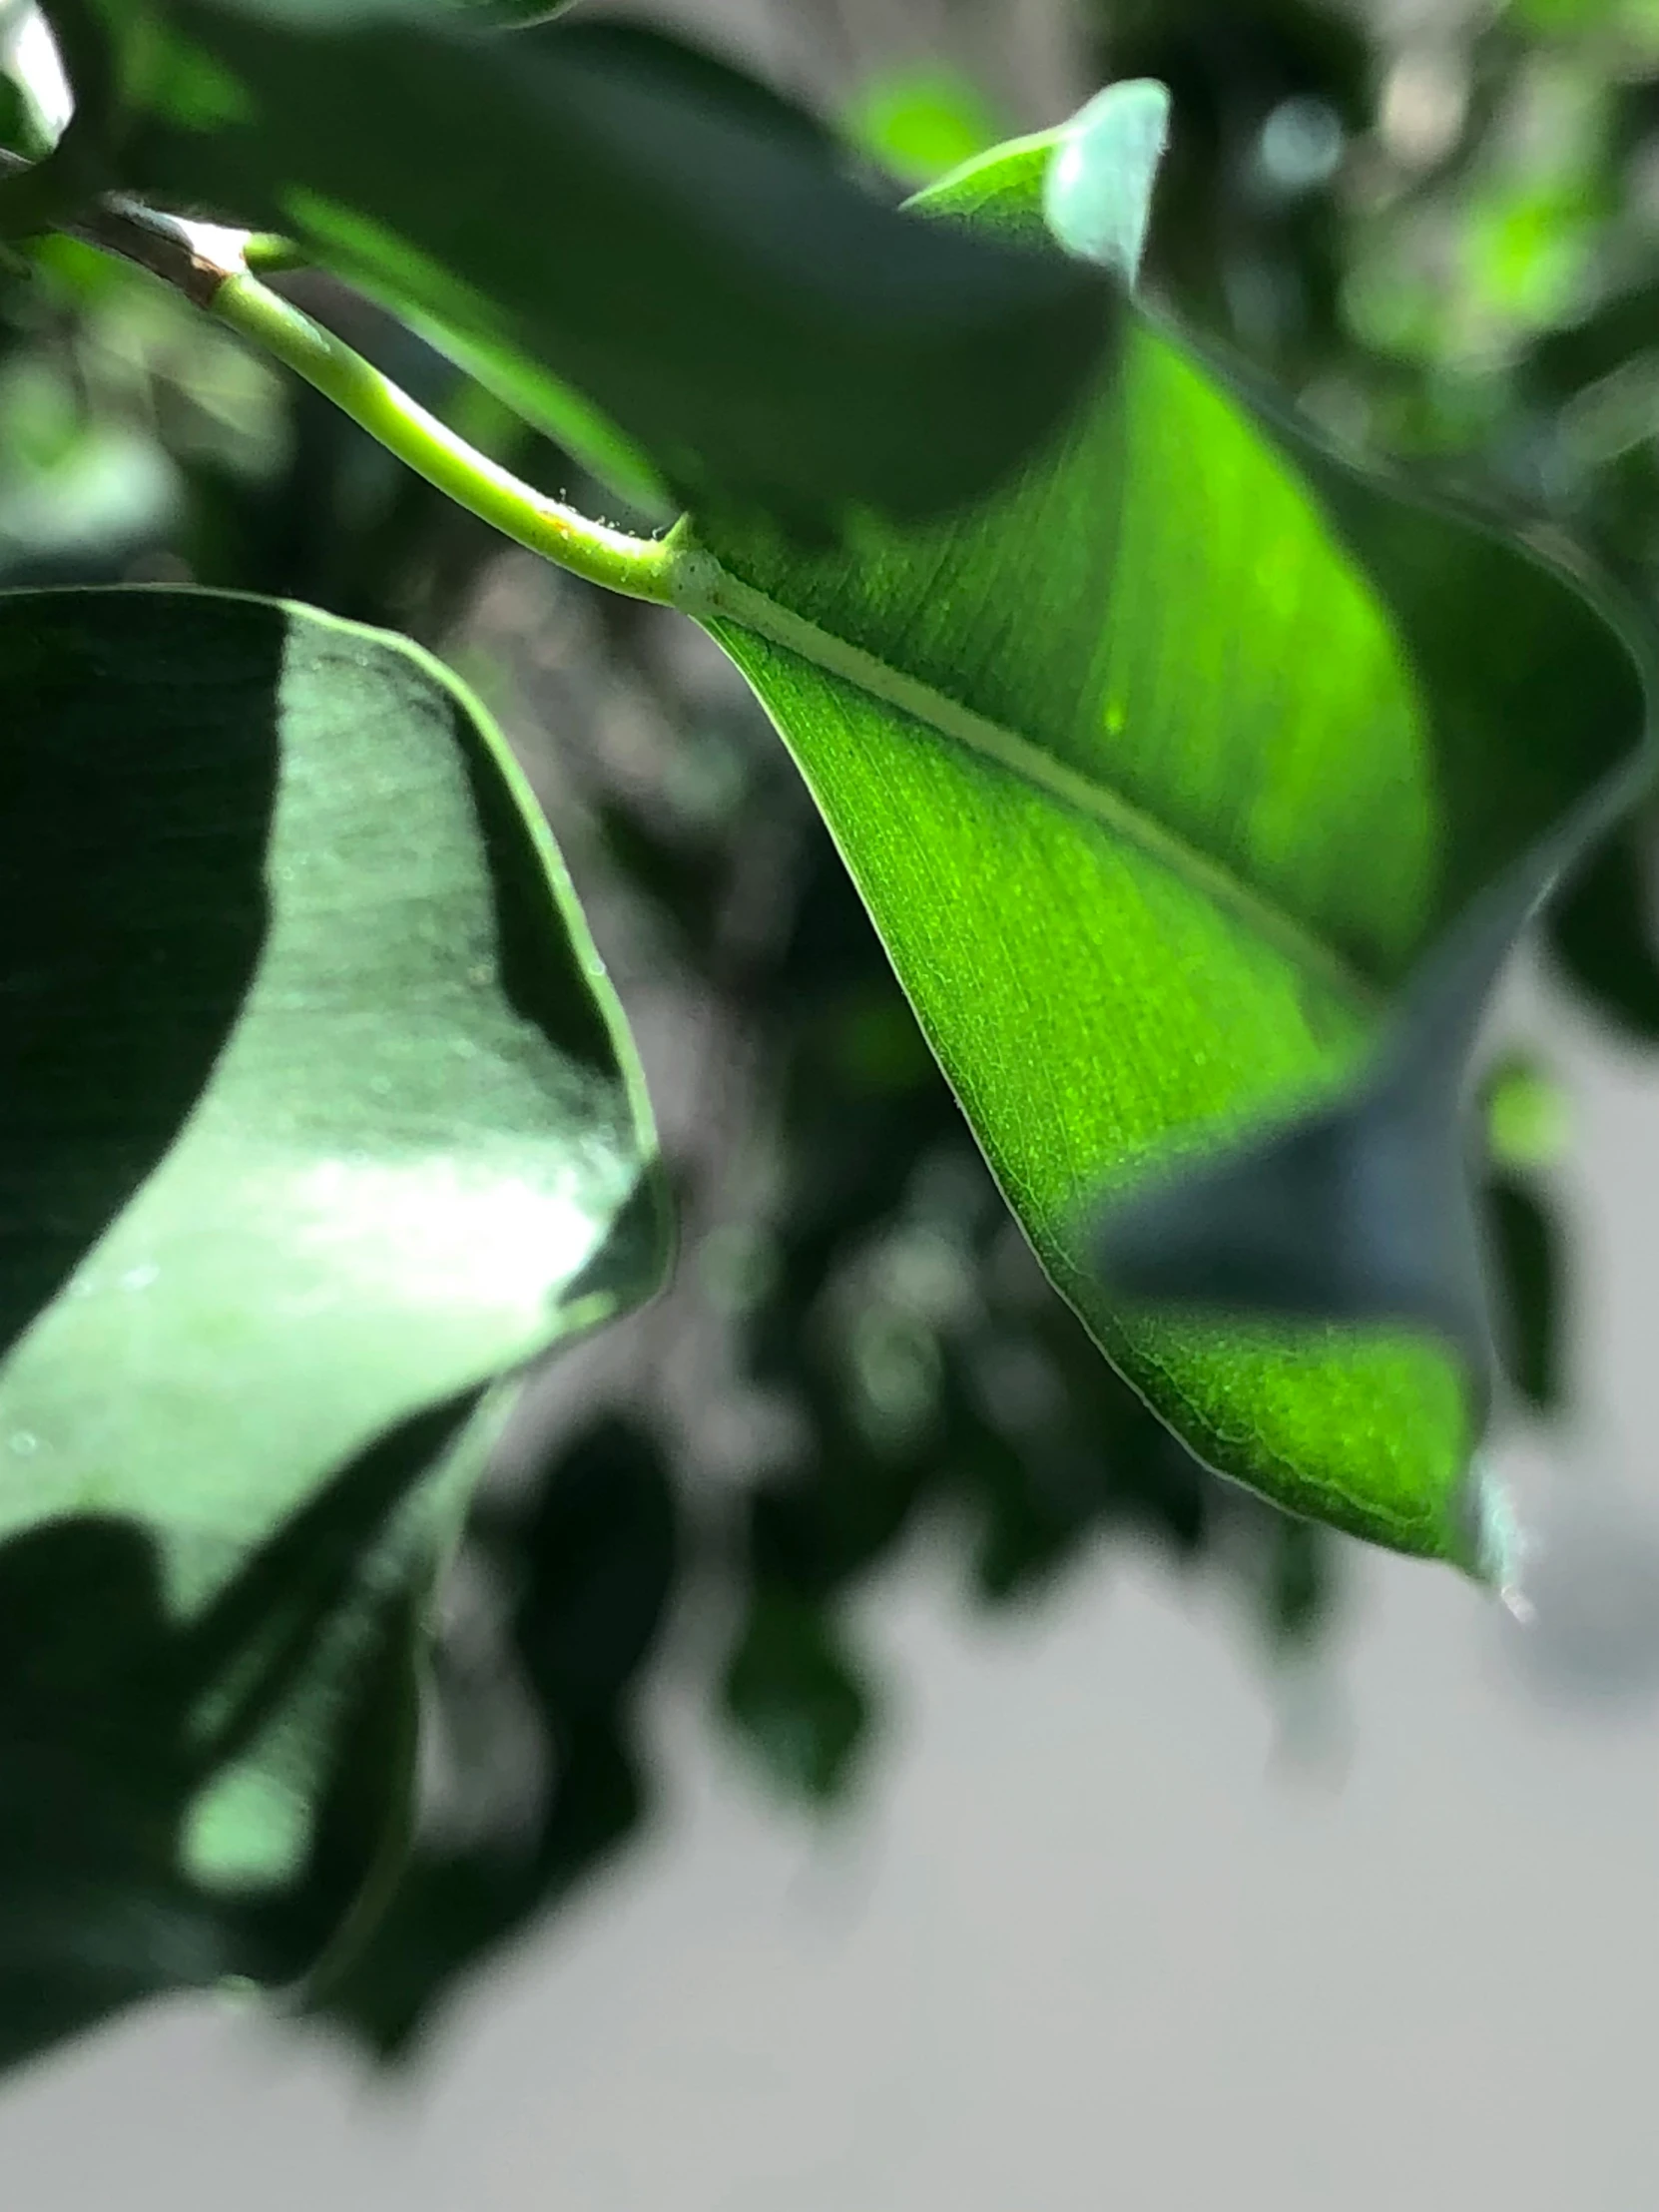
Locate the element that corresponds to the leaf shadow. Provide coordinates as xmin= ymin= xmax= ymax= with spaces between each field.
xmin=0 ymin=1387 xmax=480 ymax=2076
xmin=0 ymin=591 xmax=280 ymax=1357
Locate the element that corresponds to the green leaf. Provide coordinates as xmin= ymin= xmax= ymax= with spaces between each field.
xmin=114 ymin=9 xmax=1115 ymax=525
xmin=1483 ymin=1052 xmax=1571 ymax=1172
xmin=0 ymin=585 xmax=665 ymax=2065
xmin=680 ymin=92 xmax=1652 ymax=1563
xmin=1084 ymin=824 xmax=1591 ymax=1365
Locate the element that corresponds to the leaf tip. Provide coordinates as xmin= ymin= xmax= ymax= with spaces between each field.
xmin=1042 ymin=78 xmax=1171 ymax=288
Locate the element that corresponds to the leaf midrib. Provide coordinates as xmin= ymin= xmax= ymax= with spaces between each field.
xmin=673 ymin=544 xmax=1383 ymax=1020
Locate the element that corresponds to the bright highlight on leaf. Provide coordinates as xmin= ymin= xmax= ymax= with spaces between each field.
xmin=1045 ymin=79 xmax=1171 ymax=283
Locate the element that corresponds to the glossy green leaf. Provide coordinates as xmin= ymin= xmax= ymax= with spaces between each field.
xmin=0 ymin=586 xmax=664 ymax=2064
xmin=113 ymin=9 xmax=1115 ymax=525
xmin=1084 ymin=817 xmax=1595 ymax=1368
xmin=685 ymin=91 xmax=1652 ymax=1563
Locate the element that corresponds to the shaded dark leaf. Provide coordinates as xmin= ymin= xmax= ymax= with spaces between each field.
xmin=1264 ymin=1514 xmax=1334 ymax=1648
xmin=1545 ymin=817 xmax=1659 ymax=1044
xmin=116 ymin=8 xmax=1117 ymax=525
xmin=1482 ymin=1172 xmax=1565 ymax=1412
xmin=311 ymin=1415 xmax=677 ymax=2056
xmin=724 ymin=1587 xmax=870 ymax=1804
xmin=507 ymin=1414 xmax=680 ymax=1721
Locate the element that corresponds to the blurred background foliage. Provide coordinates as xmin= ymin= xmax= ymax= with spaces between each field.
xmin=0 ymin=0 xmax=1653 ymax=2056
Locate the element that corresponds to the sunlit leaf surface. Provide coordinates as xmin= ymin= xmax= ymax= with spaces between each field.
xmin=690 ymin=93 xmax=1651 ymax=1561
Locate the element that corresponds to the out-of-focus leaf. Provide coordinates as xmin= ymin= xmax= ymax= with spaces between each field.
xmin=0 ymin=586 xmax=665 ymax=2067
xmin=312 ymin=1414 xmax=677 ymax=2056
xmin=1527 ymin=287 xmax=1659 ymax=410
xmin=723 ymin=1587 xmax=870 ymax=1804
xmin=0 ymin=5 xmax=61 ymax=164
xmin=114 ymin=9 xmax=1116 ymax=526
xmin=1483 ymin=1052 xmax=1571 ymax=1172
xmin=840 ymin=66 xmax=1005 ymax=189
xmin=96 ymin=0 xmax=572 ymax=25
xmin=684 ymin=87 xmax=1651 ymax=1562
xmin=1482 ymin=1172 xmax=1565 ymax=1412
xmin=1264 ymin=1515 xmax=1332 ymax=1647
xmin=1546 ymin=817 xmax=1659 ymax=1042
xmin=1509 ymin=0 xmax=1650 ymax=34
xmin=0 ymin=1 xmax=114 ymax=240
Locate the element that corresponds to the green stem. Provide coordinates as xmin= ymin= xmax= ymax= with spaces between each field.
xmin=3 ymin=169 xmax=682 ymax=606
xmin=210 ymin=272 xmax=678 ymax=607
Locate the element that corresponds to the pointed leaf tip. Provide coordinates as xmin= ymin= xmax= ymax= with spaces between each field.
xmin=1043 ymin=79 xmax=1172 ymax=287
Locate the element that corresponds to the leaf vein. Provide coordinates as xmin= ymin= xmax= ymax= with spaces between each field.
xmin=678 ymin=548 xmax=1382 ymax=1021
